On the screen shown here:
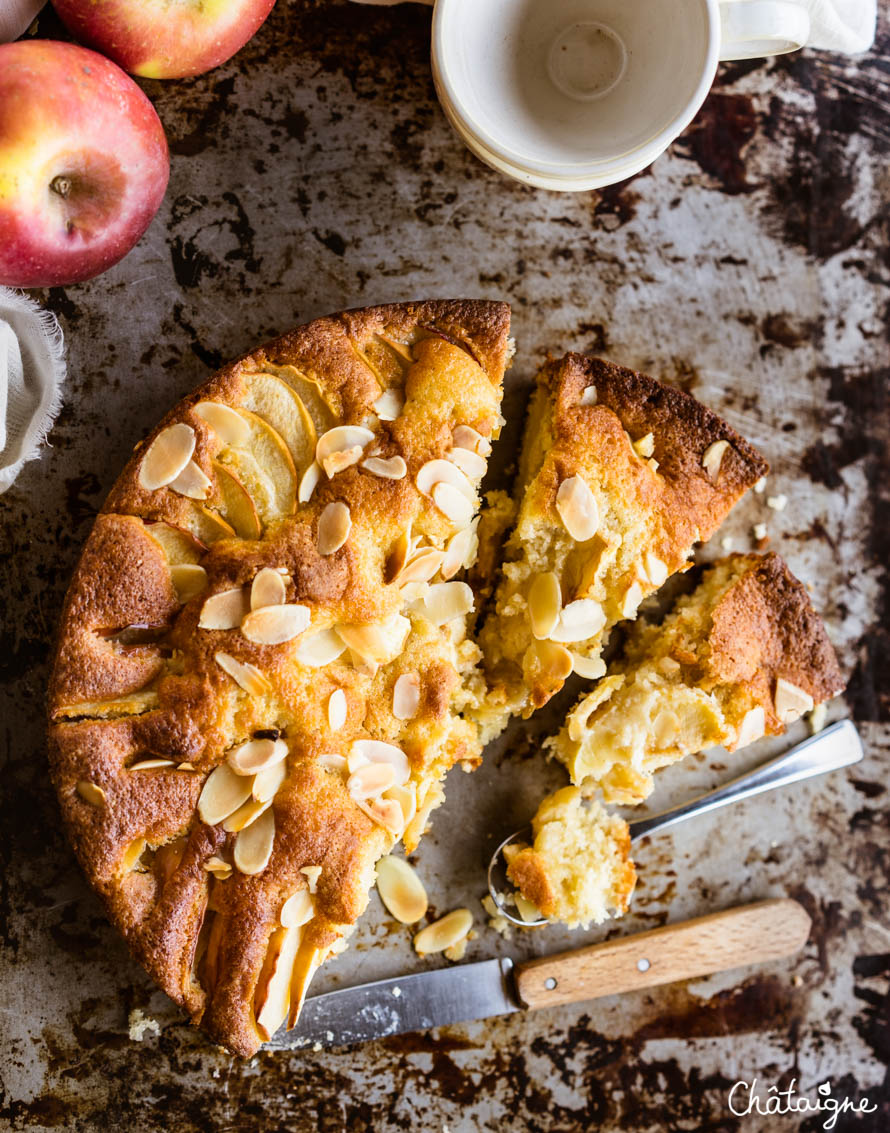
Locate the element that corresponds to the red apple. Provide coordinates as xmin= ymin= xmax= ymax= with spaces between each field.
xmin=51 ymin=0 xmax=278 ymax=80
xmin=0 ymin=41 xmax=169 ymax=288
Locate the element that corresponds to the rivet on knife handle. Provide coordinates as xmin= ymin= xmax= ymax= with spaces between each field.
xmin=514 ymin=898 xmax=811 ymax=1011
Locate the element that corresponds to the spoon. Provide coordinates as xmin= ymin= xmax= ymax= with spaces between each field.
xmin=488 ymin=718 xmax=863 ymax=927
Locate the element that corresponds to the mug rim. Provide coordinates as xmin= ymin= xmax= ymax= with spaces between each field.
xmin=431 ymin=0 xmax=721 ymax=180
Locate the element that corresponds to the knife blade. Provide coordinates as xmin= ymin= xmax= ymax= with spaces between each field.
xmin=272 ymin=897 xmax=811 ymax=1050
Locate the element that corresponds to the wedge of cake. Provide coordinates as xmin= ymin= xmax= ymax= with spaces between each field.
xmin=507 ymin=552 xmax=844 ymax=927
xmin=48 ymin=300 xmax=512 ymax=1057
xmin=475 ymin=355 xmax=769 ymax=741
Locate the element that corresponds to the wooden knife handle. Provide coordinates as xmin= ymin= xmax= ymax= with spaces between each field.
xmin=515 ymin=898 xmax=811 ymax=1011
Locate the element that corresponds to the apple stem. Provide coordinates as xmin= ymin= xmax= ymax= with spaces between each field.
xmin=50 ymin=175 xmax=72 ymax=199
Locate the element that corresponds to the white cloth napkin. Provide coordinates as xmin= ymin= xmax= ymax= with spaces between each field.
xmin=347 ymin=0 xmax=876 ymax=53
xmin=0 ymin=0 xmax=45 ymax=43
xmin=0 ymin=289 xmax=66 ymax=493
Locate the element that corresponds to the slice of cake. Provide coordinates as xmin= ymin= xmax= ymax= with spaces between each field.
xmin=549 ymin=551 xmax=845 ymax=804
xmin=475 ymin=355 xmax=768 ymax=741
xmin=504 ymin=786 xmax=635 ymax=929
xmin=48 ymin=300 xmax=512 ymax=1057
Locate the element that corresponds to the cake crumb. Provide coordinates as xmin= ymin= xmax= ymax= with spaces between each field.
xmin=753 ymin=522 xmax=768 ymax=541
xmin=766 ymin=494 xmax=788 ymax=512
xmin=482 ymin=894 xmax=513 ymax=939
xmin=808 ymin=701 xmax=828 ymax=735
xmin=312 ymin=1042 xmax=323 ymax=1052
xmin=391 ymin=986 xmax=402 ymax=998
xmin=127 ymin=1008 xmax=161 ymax=1042
xmin=720 ymin=535 xmax=733 ymax=551
xmin=753 ymin=476 xmax=767 ymax=494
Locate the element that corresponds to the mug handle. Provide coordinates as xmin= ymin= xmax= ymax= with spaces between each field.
xmin=718 ymin=0 xmax=810 ymax=61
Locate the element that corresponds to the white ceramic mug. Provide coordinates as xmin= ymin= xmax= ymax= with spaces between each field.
xmin=432 ymin=0 xmax=811 ymax=191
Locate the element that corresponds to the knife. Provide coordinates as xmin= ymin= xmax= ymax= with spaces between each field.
xmin=272 ymin=897 xmax=811 ymax=1050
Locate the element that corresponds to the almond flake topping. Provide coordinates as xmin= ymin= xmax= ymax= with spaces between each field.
xmin=194 ymin=401 xmax=250 ymax=447
xmin=138 ymin=423 xmax=195 ymax=491
xmin=643 ymin=553 xmax=669 ymax=587
xmin=129 ymin=759 xmax=175 ymax=771
xmin=300 ymin=865 xmax=322 ymax=894
xmin=169 ymin=459 xmax=212 ymax=500
xmin=527 ymin=639 xmax=573 ymax=683
xmin=198 ymin=763 xmax=254 ymax=826
xmin=295 ymin=627 xmax=346 ymax=667
xmin=452 ymin=425 xmax=491 ymax=456
xmin=579 ymin=385 xmax=598 ymax=406
xmin=414 ymin=909 xmax=473 ymax=956
xmin=550 ymin=598 xmax=606 ymax=644
xmin=316 ymin=425 xmax=374 ymax=478
xmin=737 ymin=705 xmax=766 ymax=747
xmin=76 ymin=780 xmax=106 ymax=807
xmin=251 ymin=567 xmax=287 ymax=609
xmin=281 ymin=889 xmax=314 ymax=928
xmin=702 ymin=440 xmax=730 ymax=481
xmin=528 ymin=572 xmax=561 ymax=640
xmin=318 ymin=752 xmax=347 ymax=773
xmin=446 ymin=447 xmax=486 ymax=479
xmin=337 ymin=616 xmax=410 ymax=665
xmin=621 ymin=581 xmax=644 ymax=619
xmin=233 ymin=806 xmax=275 ymax=875
xmin=556 ymin=476 xmax=599 ymax=542
xmin=241 ymin=603 xmax=311 ymax=645
xmin=633 ymin=432 xmax=655 ymax=459
xmin=432 ymin=482 xmax=474 ymax=528
xmin=348 ymin=739 xmax=410 ymax=780
xmin=416 ymin=459 xmax=475 ymax=501
xmin=204 ymin=856 xmax=232 ymax=878
xmin=223 ymin=797 xmax=272 ymax=833
xmin=397 ymin=546 xmax=445 ymax=585
xmin=317 ymin=501 xmax=351 ymax=556
xmin=327 ymin=688 xmax=347 ymax=731
xmin=413 ymin=581 xmax=474 ymax=626
xmin=384 ymin=783 xmax=416 ymax=832
xmin=356 ymin=797 xmax=404 ymax=835
xmin=774 ymin=677 xmax=814 ymax=724
xmin=214 ymin=651 xmax=273 ymax=696
xmin=298 ymin=460 xmax=323 ymax=504
xmin=515 ymin=894 xmax=543 ymax=923
xmin=361 ymin=455 xmax=408 ymax=480
xmin=199 ymin=588 xmax=250 ymax=630
xmin=348 ymin=762 xmax=397 ymax=800
xmin=376 ymin=856 xmax=428 ymax=924
xmin=570 ymin=651 xmax=607 ymax=680
xmin=170 ymin=563 xmax=208 ymax=604
xmin=441 ymin=522 xmax=478 ymax=580
xmin=393 ymin=673 xmax=421 ymax=720
xmin=252 ymin=759 xmax=287 ymax=803
xmin=228 ymin=737 xmax=288 ymax=775
xmin=372 ymin=389 xmax=404 ymax=421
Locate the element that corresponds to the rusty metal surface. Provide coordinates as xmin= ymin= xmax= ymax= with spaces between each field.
xmin=1 ymin=2 xmax=889 ymax=1129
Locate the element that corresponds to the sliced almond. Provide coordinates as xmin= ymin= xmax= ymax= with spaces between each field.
xmin=223 ymin=796 xmax=273 ymax=833
xmin=129 ymin=759 xmax=175 ymax=771
xmin=643 ymin=553 xmax=669 ymax=587
xmin=397 ymin=547 xmax=445 ymax=585
xmin=702 ymin=439 xmax=730 ymax=481
xmin=376 ymin=856 xmax=428 ymax=924
xmin=122 ymin=837 xmax=147 ymax=872
xmin=138 ymin=423 xmax=196 ymax=491
xmin=253 ymin=759 xmax=287 ymax=803
xmin=416 ymin=459 xmax=475 ymax=501
xmin=737 ymin=705 xmax=766 ymax=747
xmin=199 ymin=588 xmax=250 ymax=630
xmin=298 ymin=460 xmax=323 ymax=504
xmin=550 ymin=598 xmax=606 ymax=644
xmin=204 ymin=856 xmax=232 ymax=878
xmin=452 ymin=425 xmax=491 ymax=456
xmin=169 ymin=459 xmax=212 ymax=500
xmin=372 ymin=389 xmax=404 ymax=421
xmin=234 ymin=806 xmax=275 ymax=875
xmin=76 ymin=780 xmax=106 ymax=807
xmin=579 ymin=385 xmax=598 ymax=406
xmin=633 ymin=432 xmax=655 ymax=459
xmin=327 ymin=688 xmax=347 ymax=731
xmin=348 ymin=761 xmax=398 ymax=800
xmin=228 ymin=737 xmax=289 ymax=775
xmin=348 ymin=739 xmax=410 ymax=783
xmin=295 ymin=627 xmax=346 ymax=667
xmin=251 ymin=567 xmax=287 ymax=610
xmin=317 ymin=501 xmax=351 ymax=556
xmin=317 ymin=752 xmax=347 ymax=773
xmin=300 ymin=865 xmax=322 ymax=894
xmin=774 ymin=677 xmax=814 ymax=724
xmin=194 ymin=401 xmax=251 ymax=447
xmin=413 ymin=909 xmax=473 ymax=956
xmin=556 ymin=476 xmax=599 ymax=543
xmin=621 ymin=581 xmax=643 ymax=619
xmin=356 ymin=797 xmax=404 ymax=835
xmin=441 ymin=522 xmax=478 ymax=580
xmin=337 ymin=615 xmax=410 ymax=665
xmin=241 ymin=603 xmax=311 ymax=645
xmin=570 ymin=651 xmax=607 ymax=680
xmin=515 ymin=894 xmax=543 ymax=923
xmin=392 ymin=673 xmax=420 ymax=720
xmin=254 ymin=924 xmax=300 ymax=1041
xmin=281 ymin=889 xmax=314 ymax=929
xmin=434 ymin=484 xmax=473 ymax=530
xmin=383 ymin=783 xmax=416 ymax=833
xmin=316 ymin=425 xmax=374 ymax=477
xmin=214 ymin=651 xmax=273 ymax=696
xmin=361 ymin=455 xmax=407 ymax=480
xmin=526 ymin=639 xmax=573 ymax=684
xmin=385 ymin=526 xmax=417 ymax=584
xmin=198 ymin=763 xmax=254 ymax=826
xmin=413 ymin=581 xmax=474 ymax=626
xmin=170 ymin=563 xmax=208 ymax=604
xmin=446 ymin=447 xmax=486 ymax=479
xmin=528 ymin=572 xmax=561 ymax=640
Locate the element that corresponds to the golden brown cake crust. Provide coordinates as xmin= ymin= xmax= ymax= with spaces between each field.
xmin=47 ymin=300 xmax=511 ymax=1057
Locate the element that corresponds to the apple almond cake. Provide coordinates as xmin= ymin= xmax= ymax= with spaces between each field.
xmin=48 ymin=299 xmax=512 ymax=1057
xmin=474 ymin=354 xmax=769 ymax=741
xmin=506 ymin=551 xmax=844 ymax=928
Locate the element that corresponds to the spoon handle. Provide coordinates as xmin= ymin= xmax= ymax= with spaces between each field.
xmin=627 ymin=718 xmax=862 ymax=843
